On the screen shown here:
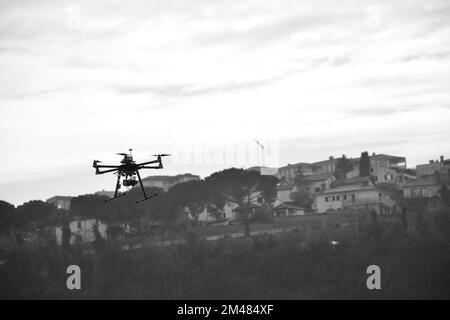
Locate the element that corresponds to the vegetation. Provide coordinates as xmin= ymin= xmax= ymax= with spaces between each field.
xmin=359 ymin=151 xmax=371 ymax=177
xmin=334 ymin=154 xmax=354 ymax=179
xmin=0 ymin=200 xmax=14 ymax=236
xmin=206 ymin=168 xmax=278 ymax=235
xmin=441 ymin=184 xmax=450 ymax=207
xmin=291 ymin=167 xmax=313 ymax=211
xmin=1 ymin=206 xmax=450 ymax=299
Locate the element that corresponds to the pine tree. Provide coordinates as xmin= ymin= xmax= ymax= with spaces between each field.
xmin=359 ymin=151 xmax=371 ymax=177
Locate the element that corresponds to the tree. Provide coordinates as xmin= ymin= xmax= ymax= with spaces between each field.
xmin=0 ymin=200 xmax=15 ymax=235
xmin=61 ymin=216 xmax=72 ymax=251
xmin=171 ymin=180 xmax=209 ymax=222
xmin=359 ymin=151 xmax=371 ymax=177
xmin=290 ymin=168 xmax=313 ymax=211
xmin=334 ymin=154 xmax=354 ymax=179
xmin=440 ymin=184 xmax=450 ymax=207
xmin=70 ymin=194 xmax=109 ymax=222
xmin=205 ymin=168 xmax=278 ymax=235
xmin=15 ymin=200 xmax=57 ymax=243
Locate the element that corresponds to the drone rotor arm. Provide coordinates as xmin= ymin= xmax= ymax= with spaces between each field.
xmin=136 ymin=159 xmax=160 ymax=166
xmin=94 ymin=164 xmax=121 ymax=168
xmin=95 ymin=168 xmax=120 ymax=175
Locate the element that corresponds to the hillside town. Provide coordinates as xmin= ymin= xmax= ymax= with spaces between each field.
xmin=33 ymin=151 xmax=449 ymax=245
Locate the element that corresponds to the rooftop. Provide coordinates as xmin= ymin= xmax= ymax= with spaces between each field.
xmin=273 ymin=202 xmax=304 ymax=210
xmin=304 ymin=173 xmax=334 ymax=182
xmin=404 ymin=175 xmax=450 ymax=187
xmin=320 ymin=185 xmax=376 ymax=194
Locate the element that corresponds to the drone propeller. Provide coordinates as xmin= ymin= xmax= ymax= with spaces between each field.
xmin=116 ymin=153 xmax=128 ymax=156
xmin=152 ymin=154 xmax=171 ymax=157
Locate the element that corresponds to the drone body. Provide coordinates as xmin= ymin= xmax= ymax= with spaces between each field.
xmin=92 ymin=149 xmax=170 ymax=203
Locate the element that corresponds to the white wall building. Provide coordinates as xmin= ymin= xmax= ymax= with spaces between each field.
xmin=314 ymin=185 xmax=396 ymax=214
xmin=55 ymin=218 xmax=108 ymax=244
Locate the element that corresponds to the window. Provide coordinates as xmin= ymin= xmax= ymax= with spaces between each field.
xmin=370 ymin=167 xmax=374 ymax=173
xmin=420 ymin=188 xmax=429 ymax=197
xmin=332 ymin=196 xmax=336 ymax=201
xmin=321 ymin=183 xmax=326 ymax=190
xmin=343 ymin=195 xmax=347 ymax=200
xmin=336 ymin=196 xmax=340 ymax=201
xmin=351 ymin=194 xmax=355 ymax=200
xmin=315 ymin=187 xmax=321 ymax=192
xmin=379 ymin=193 xmax=383 ymax=200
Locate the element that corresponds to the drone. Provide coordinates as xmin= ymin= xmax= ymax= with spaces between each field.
xmin=92 ymin=149 xmax=170 ymax=203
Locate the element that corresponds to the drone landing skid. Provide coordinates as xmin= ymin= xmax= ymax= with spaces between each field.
xmin=136 ymin=193 xmax=158 ymax=204
xmin=105 ymin=193 xmax=127 ymax=203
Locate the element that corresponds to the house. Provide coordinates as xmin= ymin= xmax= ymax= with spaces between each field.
xmin=196 ymin=202 xmax=239 ymax=223
xmin=312 ymin=156 xmax=339 ymax=175
xmin=273 ymin=173 xmax=334 ymax=207
xmin=314 ymin=177 xmax=396 ymax=214
xmin=277 ymin=162 xmax=320 ymax=183
xmin=402 ymin=156 xmax=450 ymax=207
xmin=416 ymin=156 xmax=450 ymax=178
xmin=341 ymin=153 xmax=410 ymax=185
xmin=141 ymin=173 xmax=200 ymax=191
xmin=55 ymin=218 xmax=107 ymax=244
xmin=46 ymin=196 xmax=72 ymax=210
xmin=369 ymin=153 xmax=407 ymax=170
xmin=331 ymin=176 xmax=374 ymax=188
xmin=403 ymin=175 xmax=450 ymax=200
xmin=273 ymin=202 xmax=305 ymax=217
xmin=304 ymin=173 xmax=335 ymax=193
xmin=274 ymin=182 xmax=296 ymax=204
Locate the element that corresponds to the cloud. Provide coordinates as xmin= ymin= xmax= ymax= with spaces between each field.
xmin=1 ymin=0 xmax=450 ymax=205
xmin=112 ymin=77 xmax=280 ymax=98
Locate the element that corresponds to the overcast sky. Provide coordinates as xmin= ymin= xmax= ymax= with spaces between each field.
xmin=1 ymin=0 xmax=450 ymax=205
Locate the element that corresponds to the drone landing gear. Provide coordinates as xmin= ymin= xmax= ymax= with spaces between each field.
xmin=136 ymin=193 xmax=158 ymax=204
xmin=135 ymin=170 xmax=158 ymax=203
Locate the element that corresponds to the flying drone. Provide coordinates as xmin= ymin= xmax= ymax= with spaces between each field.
xmin=92 ymin=149 xmax=170 ymax=203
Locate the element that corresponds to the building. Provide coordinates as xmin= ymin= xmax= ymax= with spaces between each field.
xmin=416 ymin=155 xmax=450 ymax=178
xmin=312 ymin=156 xmax=339 ymax=175
xmin=55 ymin=218 xmax=107 ymax=244
xmin=277 ymin=153 xmax=407 ymax=184
xmin=141 ymin=173 xmax=200 ymax=191
xmin=273 ymin=202 xmax=305 ymax=217
xmin=304 ymin=173 xmax=335 ymax=194
xmin=403 ymin=176 xmax=447 ymax=199
xmin=340 ymin=153 xmax=411 ymax=185
xmin=274 ymin=182 xmax=296 ymax=204
xmin=314 ymin=177 xmax=396 ymax=214
xmin=402 ymin=155 xmax=450 ymax=206
xmin=46 ymin=196 xmax=72 ymax=210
